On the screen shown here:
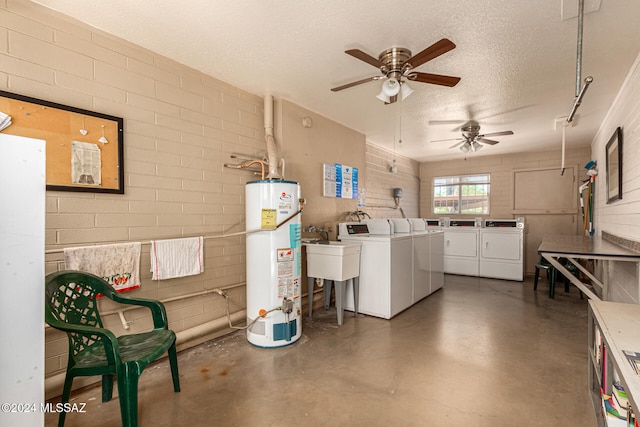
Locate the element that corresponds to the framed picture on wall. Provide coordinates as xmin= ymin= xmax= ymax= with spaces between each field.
xmin=0 ymin=90 xmax=124 ymax=194
xmin=605 ymin=126 xmax=622 ymax=204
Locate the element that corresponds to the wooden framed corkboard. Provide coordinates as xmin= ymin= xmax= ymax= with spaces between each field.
xmin=0 ymin=90 xmax=124 ymax=194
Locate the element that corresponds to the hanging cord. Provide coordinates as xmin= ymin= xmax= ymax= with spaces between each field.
xmin=218 ymin=288 xmax=282 ymax=330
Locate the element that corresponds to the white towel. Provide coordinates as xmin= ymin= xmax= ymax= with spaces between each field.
xmin=64 ymin=242 xmax=142 ymax=292
xmin=150 ymin=236 xmax=204 ymax=280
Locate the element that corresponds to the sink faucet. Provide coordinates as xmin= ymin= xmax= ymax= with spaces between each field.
xmin=304 ymin=224 xmax=328 ymax=233
xmin=304 ymin=224 xmax=331 ymax=241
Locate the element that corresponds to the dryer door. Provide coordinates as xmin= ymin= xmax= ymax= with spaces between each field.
xmin=481 ymin=231 xmax=521 ymax=260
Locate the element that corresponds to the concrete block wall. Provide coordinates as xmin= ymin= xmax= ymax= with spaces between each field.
xmin=419 ymin=147 xmax=591 ymax=219
xmin=364 ymin=143 xmax=420 ymax=219
xmin=1 ymin=1 xmax=264 ymax=387
xmin=1 ymin=1 xmax=421 ymax=397
xmin=592 ymin=51 xmax=640 ymax=303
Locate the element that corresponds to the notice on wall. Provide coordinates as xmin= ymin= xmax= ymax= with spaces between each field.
xmin=71 ymin=141 xmax=102 ymax=186
xmin=323 ymin=163 xmax=358 ymax=199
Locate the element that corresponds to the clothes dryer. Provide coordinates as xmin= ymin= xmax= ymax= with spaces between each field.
xmin=443 ymin=219 xmax=481 ymax=276
xmin=479 ymin=219 xmax=524 ymax=281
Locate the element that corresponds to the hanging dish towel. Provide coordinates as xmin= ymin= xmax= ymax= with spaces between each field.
xmin=150 ymin=236 xmax=204 ymax=280
xmin=64 ymin=242 xmax=142 ymax=292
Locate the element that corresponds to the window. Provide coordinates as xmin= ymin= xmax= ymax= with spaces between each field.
xmin=433 ymin=174 xmax=490 ymax=215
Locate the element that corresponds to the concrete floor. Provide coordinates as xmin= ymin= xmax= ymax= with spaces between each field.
xmin=45 ymin=274 xmax=596 ymax=427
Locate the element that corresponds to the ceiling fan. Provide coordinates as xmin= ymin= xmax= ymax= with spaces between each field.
xmin=431 ymin=121 xmax=514 ymax=153
xmin=331 ymin=38 xmax=461 ymax=104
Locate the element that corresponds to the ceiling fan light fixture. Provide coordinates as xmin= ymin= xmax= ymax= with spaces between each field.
xmin=381 ymin=78 xmax=400 ymax=97
xmin=472 ymin=141 xmax=482 ymax=151
xmin=400 ymin=82 xmax=415 ymax=100
xmin=376 ymin=90 xmax=391 ymax=103
xmin=459 ymin=143 xmax=470 ymax=153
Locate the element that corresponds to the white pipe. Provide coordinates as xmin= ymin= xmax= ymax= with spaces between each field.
xmin=117 ymin=310 xmax=131 ymax=330
xmin=575 ymin=0 xmax=584 ymax=97
xmin=561 ymin=125 xmax=566 ymax=175
xmin=264 ymin=95 xmax=281 ymax=179
xmin=175 ymin=310 xmax=246 ymax=343
xmin=44 ymin=283 xmax=247 ymax=330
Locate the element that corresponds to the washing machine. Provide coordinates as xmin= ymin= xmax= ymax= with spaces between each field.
xmin=424 ymin=218 xmax=443 ymax=231
xmin=443 ymin=219 xmax=481 ymax=276
xmin=479 ymin=218 xmax=524 ymax=281
xmin=407 ymin=218 xmax=430 ymax=302
xmin=428 ymin=229 xmax=445 ymax=292
xmin=338 ymin=219 xmax=413 ymax=319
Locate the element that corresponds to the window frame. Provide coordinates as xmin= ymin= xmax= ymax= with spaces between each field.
xmin=432 ymin=173 xmax=491 ymax=215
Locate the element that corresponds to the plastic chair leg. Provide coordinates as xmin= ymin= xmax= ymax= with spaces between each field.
xmin=117 ymin=365 xmax=141 ymax=427
xmin=168 ymin=344 xmax=180 ymax=392
xmin=58 ymin=374 xmax=74 ymax=427
xmin=102 ymin=374 xmax=114 ymax=402
xmin=533 ymin=267 xmax=540 ymax=290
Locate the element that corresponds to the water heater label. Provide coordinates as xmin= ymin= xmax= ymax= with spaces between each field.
xmin=290 ymin=223 xmax=301 ymax=248
xmin=279 ymin=191 xmax=293 ymax=211
xmin=277 ymin=248 xmax=300 ymax=299
xmin=261 ymin=208 xmax=276 ymax=229
xmin=277 ymin=248 xmax=294 ymax=262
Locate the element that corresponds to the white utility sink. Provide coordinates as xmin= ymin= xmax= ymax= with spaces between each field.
xmin=303 ymin=241 xmax=361 ymax=281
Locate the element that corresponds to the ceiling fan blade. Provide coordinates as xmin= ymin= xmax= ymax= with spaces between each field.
xmin=431 ymin=137 xmax=463 ymax=143
xmin=345 ymin=49 xmax=384 ymax=68
xmin=449 ymin=141 xmax=466 ymax=149
xmin=405 ymin=38 xmax=456 ymax=69
xmin=477 ymin=138 xmax=499 ymax=145
xmin=410 ymin=72 xmax=461 ymax=87
xmin=331 ymin=76 xmax=381 ymax=92
xmin=478 ymin=130 xmax=514 ymax=138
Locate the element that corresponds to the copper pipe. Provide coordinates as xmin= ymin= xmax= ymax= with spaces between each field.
xmin=241 ymin=160 xmax=265 ymax=180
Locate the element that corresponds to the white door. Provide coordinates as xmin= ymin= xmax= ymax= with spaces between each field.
xmin=444 ymin=229 xmax=478 ymax=257
xmin=481 ymin=231 xmax=521 ymax=261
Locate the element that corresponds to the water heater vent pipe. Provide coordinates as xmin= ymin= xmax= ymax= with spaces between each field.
xmin=264 ymin=94 xmax=281 ymax=179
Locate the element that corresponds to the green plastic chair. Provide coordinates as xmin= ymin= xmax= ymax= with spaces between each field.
xmin=45 ymin=271 xmax=180 ymax=427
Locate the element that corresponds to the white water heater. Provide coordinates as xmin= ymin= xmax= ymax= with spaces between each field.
xmin=245 ymin=180 xmax=302 ymax=347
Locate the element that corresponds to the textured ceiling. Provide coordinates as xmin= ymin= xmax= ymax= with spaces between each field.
xmin=31 ymin=0 xmax=640 ymax=161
